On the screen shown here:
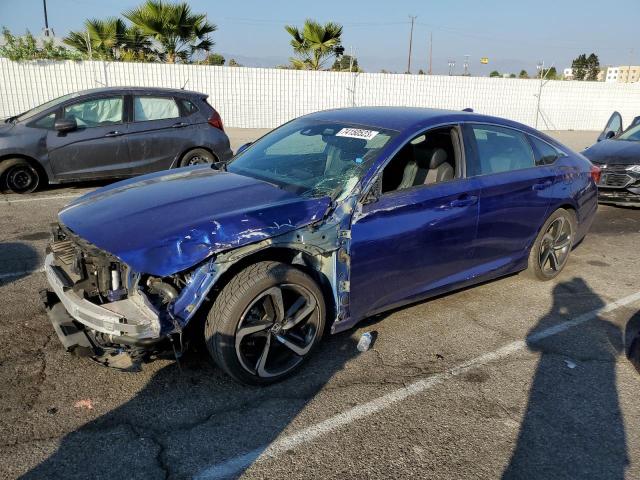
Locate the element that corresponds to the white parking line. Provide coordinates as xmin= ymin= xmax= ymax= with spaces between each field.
xmin=0 ymin=267 xmax=43 ymax=281
xmin=1 ymin=194 xmax=80 ymax=204
xmin=195 ymin=289 xmax=640 ymax=480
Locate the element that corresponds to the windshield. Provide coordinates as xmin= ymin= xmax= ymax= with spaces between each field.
xmin=227 ymin=119 xmax=396 ymax=199
xmin=617 ymin=124 xmax=640 ymax=142
xmin=14 ymin=92 xmax=82 ymax=123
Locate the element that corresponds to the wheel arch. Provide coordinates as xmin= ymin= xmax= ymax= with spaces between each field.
xmin=193 ymin=246 xmax=336 ymax=334
xmin=0 ymin=154 xmax=49 ymax=185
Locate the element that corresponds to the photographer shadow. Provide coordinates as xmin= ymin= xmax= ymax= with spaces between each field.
xmin=503 ymin=278 xmax=628 ymax=479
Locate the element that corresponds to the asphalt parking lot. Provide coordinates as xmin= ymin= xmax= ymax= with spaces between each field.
xmin=1 ymin=129 xmax=640 ymax=479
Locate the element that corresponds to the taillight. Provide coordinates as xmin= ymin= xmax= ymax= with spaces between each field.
xmin=208 ymin=110 xmax=224 ymax=131
xmin=590 ymin=164 xmax=601 ymax=184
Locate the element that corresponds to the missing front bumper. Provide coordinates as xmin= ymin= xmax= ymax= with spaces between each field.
xmin=44 ymin=253 xmax=161 ymax=339
xmin=42 ymin=289 xmax=168 ymax=370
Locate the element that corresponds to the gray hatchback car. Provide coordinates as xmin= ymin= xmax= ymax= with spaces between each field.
xmin=0 ymin=87 xmax=232 ymax=193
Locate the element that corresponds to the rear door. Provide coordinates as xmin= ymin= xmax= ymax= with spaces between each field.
xmin=462 ymin=123 xmax=554 ymax=272
xmin=597 ymin=111 xmax=623 ymax=142
xmin=47 ymin=95 xmax=129 ymax=180
xmin=125 ymin=94 xmax=195 ymax=174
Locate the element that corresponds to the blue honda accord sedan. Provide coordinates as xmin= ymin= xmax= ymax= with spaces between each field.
xmin=43 ymin=107 xmax=599 ymax=384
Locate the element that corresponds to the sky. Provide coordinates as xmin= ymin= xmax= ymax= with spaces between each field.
xmin=0 ymin=0 xmax=638 ymax=75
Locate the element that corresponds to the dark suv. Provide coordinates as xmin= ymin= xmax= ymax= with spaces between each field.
xmin=0 ymin=87 xmax=232 ymax=193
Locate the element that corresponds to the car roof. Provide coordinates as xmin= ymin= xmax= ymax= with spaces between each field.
xmin=71 ymin=86 xmax=206 ymax=98
xmin=303 ymin=106 xmax=541 ymax=137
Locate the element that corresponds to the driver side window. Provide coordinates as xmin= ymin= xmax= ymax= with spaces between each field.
xmin=63 ymin=97 xmax=123 ymax=128
xmin=380 ymin=125 xmax=462 ymax=194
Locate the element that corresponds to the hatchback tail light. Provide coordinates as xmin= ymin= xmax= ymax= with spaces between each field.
xmin=590 ymin=164 xmax=601 ymax=184
xmin=208 ymin=110 xmax=224 ymax=131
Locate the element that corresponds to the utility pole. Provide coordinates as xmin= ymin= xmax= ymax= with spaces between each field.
xmin=42 ymin=0 xmax=53 ymax=37
xmin=407 ymin=15 xmax=417 ymax=74
xmin=428 ymin=32 xmax=433 ymax=75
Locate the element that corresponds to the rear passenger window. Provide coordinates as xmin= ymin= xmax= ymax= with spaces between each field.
xmin=529 ymin=136 xmax=562 ymax=165
xmin=133 ymin=96 xmax=179 ymax=121
xmin=468 ymin=125 xmax=534 ymax=176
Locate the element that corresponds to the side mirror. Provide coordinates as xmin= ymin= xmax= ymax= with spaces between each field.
xmin=605 ymin=130 xmax=616 ymax=139
xmin=236 ymin=142 xmax=252 ymax=155
xmin=54 ymin=117 xmax=77 ymax=133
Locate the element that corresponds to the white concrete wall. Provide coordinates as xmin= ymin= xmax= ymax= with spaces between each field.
xmin=1 ymin=58 xmax=639 ymax=130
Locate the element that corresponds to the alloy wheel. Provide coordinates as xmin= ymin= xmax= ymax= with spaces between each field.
xmin=538 ymin=216 xmax=572 ymax=275
xmin=235 ymin=284 xmax=320 ymax=378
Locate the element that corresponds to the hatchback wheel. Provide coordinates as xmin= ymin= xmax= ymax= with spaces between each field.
xmin=0 ymin=158 xmax=40 ymax=194
xmin=205 ymin=261 xmax=326 ymax=385
xmin=526 ymin=208 xmax=576 ymax=281
xmin=179 ymin=148 xmax=215 ymax=167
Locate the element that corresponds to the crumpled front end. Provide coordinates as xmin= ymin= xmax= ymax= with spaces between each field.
xmin=42 ymin=225 xmax=169 ymax=370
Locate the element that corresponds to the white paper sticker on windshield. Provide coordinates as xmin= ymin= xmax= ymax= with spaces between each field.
xmin=336 ymin=128 xmax=379 ymax=140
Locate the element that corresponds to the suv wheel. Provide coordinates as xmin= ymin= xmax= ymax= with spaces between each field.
xmin=205 ymin=261 xmax=326 ymax=385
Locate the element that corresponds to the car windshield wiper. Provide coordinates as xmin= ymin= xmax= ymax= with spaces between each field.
xmin=4 ymin=116 xmax=17 ymax=123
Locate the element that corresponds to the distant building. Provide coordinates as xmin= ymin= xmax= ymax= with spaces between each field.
xmin=605 ymin=65 xmax=640 ymax=83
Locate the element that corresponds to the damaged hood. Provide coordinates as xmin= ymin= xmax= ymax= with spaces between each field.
xmin=582 ymin=139 xmax=640 ymax=165
xmin=59 ymin=166 xmax=331 ymax=276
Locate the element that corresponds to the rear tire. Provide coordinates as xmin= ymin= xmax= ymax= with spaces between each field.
xmin=526 ymin=208 xmax=577 ymax=281
xmin=0 ymin=158 xmax=40 ymax=194
xmin=204 ymin=261 xmax=326 ymax=385
xmin=178 ymin=148 xmax=215 ymax=167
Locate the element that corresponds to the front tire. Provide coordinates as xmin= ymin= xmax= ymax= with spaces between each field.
xmin=526 ymin=208 xmax=576 ymax=281
xmin=205 ymin=261 xmax=326 ymax=385
xmin=0 ymin=158 xmax=40 ymax=194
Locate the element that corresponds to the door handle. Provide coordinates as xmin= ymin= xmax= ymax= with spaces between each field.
xmin=448 ymin=195 xmax=478 ymax=208
xmin=104 ymin=130 xmax=122 ymax=137
xmin=172 ymin=122 xmax=189 ymax=128
xmin=532 ymin=180 xmax=553 ymax=191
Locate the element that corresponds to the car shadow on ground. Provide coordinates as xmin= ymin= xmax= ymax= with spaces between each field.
xmin=38 ymin=179 xmax=114 ymax=193
xmin=20 ymin=277 xmax=634 ymax=479
xmin=0 ymin=242 xmax=40 ymax=285
xmin=21 ymin=329 xmax=362 ymax=479
xmin=503 ymin=277 xmax=629 ymax=479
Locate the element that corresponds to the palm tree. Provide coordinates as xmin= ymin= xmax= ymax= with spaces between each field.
xmin=285 ymin=19 xmax=343 ymax=70
xmin=123 ymin=0 xmax=216 ymax=63
xmin=64 ymin=18 xmax=154 ymax=61
xmin=119 ymin=26 xmax=155 ymax=61
xmin=64 ymin=18 xmax=125 ymax=60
